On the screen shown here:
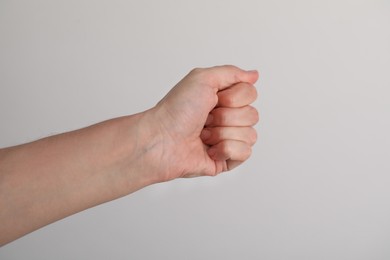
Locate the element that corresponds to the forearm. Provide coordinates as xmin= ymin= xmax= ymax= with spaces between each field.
xmin=0 ymin=112 xmax=157 ymax=245
xmin=0 ymin=65 xmax=259 ymax=246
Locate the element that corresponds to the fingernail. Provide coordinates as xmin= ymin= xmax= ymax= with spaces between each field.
xmin=200 ymin=129 xmax=211 ymax=140
xmin=247 ymin=70 xmax=257 ymax=73
xmin=205 ymin=114 xmax=213 ymax=125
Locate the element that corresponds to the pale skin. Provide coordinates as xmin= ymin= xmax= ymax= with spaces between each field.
xmin=0 ymin=65 xmax=259 ymax=245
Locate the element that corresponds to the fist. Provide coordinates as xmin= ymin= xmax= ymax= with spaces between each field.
xmin=149 ymin=65 xmax=259 ymax=180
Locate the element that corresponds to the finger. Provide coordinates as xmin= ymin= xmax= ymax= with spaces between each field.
xmin=207 ymin=140 xmax=252 ymax=162
xmin=217 ymin=82 xmax=258 ymax=108
xmin=213 ymin=160 xmax=244 ymax=174
xmin=191 ymin=65 xmax=259 ymax=90
xmin=226 ymin=160 xmax=244 ymax=171
xmin=206 ymin=106 xmax=259 ymax=127
xmin=200 ymin=126 xmax=257 ymax=146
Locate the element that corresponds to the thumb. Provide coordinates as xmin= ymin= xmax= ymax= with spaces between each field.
xmin=201 ymin=65 xmax=259 ymax=91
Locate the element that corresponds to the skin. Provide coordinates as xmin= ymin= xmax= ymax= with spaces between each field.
xmin=0 ymin=65 xmax=259 ymax=245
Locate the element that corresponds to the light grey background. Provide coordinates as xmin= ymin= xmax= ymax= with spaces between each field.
xmin=1 ymin=0 xmax=389 ymax=259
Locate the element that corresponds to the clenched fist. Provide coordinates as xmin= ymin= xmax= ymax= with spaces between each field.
xmin=0 ymin=65 xmax=259 ymax=245
xmin=147 ymin=65 xmax=259 ymax=180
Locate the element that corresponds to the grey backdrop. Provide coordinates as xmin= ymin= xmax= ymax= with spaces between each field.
xmin=1 ymin=0 xmax=389 ymax=259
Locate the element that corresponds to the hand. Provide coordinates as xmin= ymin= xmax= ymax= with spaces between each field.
xmin=146 ymin=65 xmax=259 ymax=181
xmin=0 ymin=65 xmax=259 ymax=244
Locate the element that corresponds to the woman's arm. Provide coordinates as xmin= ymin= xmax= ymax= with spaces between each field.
xmin=0 ymin=112 xmax=159 ymax=245
xmin=0 ymin=65 xmax=259 ymax=245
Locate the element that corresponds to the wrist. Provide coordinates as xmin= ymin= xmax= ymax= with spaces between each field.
xmin=108 ymin=109 xmax=165 ymax=195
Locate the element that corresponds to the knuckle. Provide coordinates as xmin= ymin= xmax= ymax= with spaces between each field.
xmin=249 ymin=106 xmax=259 ymax=124
xmin=190 ymin=67 xmax=203 ymax=75
xmin=221 ymin=64 xmax=237 ymax=71
xmin=225 ymin=64 xmax=236 ymax=69
xmin=248 ymin=128 xmax=258 ymax=145
xmin=243 ymin=146 xmax=252 ymax=160
xmin=250 ymin=85 xmax=258 ymax=101
xmin=189 ymin=67 xmax=207 ymax=79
